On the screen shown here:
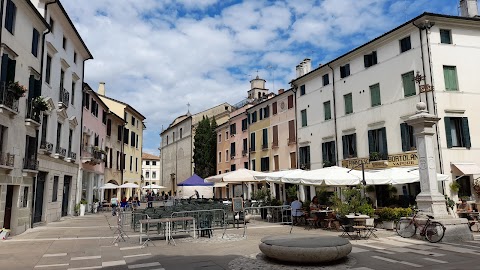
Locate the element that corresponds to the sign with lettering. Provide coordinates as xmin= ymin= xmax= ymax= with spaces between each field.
xmin=341 ymin=152 xmax=418 ymax=169
xmin=232 ymin=197 xmax=244 ymax=212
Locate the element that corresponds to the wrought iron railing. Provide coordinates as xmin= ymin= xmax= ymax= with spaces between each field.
xmin=272 ymin=141 xmax=278 ymax=148
xmin=68 ymin=151 xmax=77 ymax=160
xmin=26 ymin=99 xmax=41 ymax=123
xmin=56 ymin=146 xmax=66 ymax=157
xmin=242 ymin=150 xmax=247 ymax=156
xmin=40 ymin=140 xmax=54 ymax=153
xmin=0 ymin=152 xmax=14 ymax=167
xmin=59 ymin=88 xmax=69 ymax=108
xmin=23 ymin=157 xmax=38 ymax=170
xmin=262 ymin=144 xmax=268 ymax=150
xmin=0 ymin=81 xmax=19 ymax=112
xmin=288 ymin=137 xmax=296 ymax=145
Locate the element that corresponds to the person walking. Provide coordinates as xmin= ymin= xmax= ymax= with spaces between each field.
xmin=147 ymin=191 xmax=153 ymax=208
xmin=111 ymin=194 xmax=119 ymax=216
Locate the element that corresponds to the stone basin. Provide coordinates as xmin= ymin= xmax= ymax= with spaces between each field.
xmin=259 ymin=235 xmax=352 ymax=264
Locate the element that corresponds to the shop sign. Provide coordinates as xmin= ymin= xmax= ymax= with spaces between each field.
xmin=341 ymin=152 xmax=418 ymax=169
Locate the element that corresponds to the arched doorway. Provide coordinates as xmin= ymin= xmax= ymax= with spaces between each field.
xmin=104 ymin=180 xmax=119 ymax=202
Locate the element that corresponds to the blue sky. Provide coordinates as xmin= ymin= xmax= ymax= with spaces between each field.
xmin=61 ymin=0 xmax=468 ymax=155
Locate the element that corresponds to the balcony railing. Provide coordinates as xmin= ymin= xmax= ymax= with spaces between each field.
xmin=82 ymin=145 xmax=104 ymax=164
xmin=272 ymin=141 xmax=278 ymax=148
xmin=0 ymin=152 xmax=15 ymax=167
xmin=0 ymin=81 xmax=19 ymax=113
xmin=262 ymin=144 xmax=268 ymax=150
xmin=40 ymin=140 xmax=54 ymax=153
xmin=288 ymin=137 xmax=296 ymax=145
xmin=68 ymin=151 xmax=77 ymax=160
xmin=55 ymin=146 xmax=66 ymax=158
xmin=58 ymin=88 xmax=69 ymax=108
xmin=242 ymin=150 xmax=247 ymax=156
xmin=26 ymin=99 xmax=41 ymax=123
xmin=250 ymin=147 xmax=256 ymax=153
xmin=23 ymin=157 xmax=39 ymax=170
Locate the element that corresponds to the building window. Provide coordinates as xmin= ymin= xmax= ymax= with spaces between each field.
xmin=218 ymin=134 xmax=221 ymax=143
xmin=244 ymin=162 xmax=248 ymax=169
xmin=32 ymin=29 xmax=40 ymax=57
xmin=368 ymin=127 xmax=388 ymax=160
xmin=22 ymin=187 xmax=28 ymax=207
xmin=445 ymin=117 xmax=471 ymax=148
xmin=130 ymin=131 xmax=135 ymax=147
xmin=74 ymin=52 xmax=77 ymax=63
xmin=457 ymin=176 xmax=472 ymax=197
xmin=400 ymin=123 xmax=416 ymax=152
xmin=262 ymin=128 xmax=268 ymax=149
xmin=402 ymin=71 xmax=416 ymax=97
xmin=324 ymin=101 xmax=331 ymax=120
xmin=218 ymin=152 xmax=222 ymax=163
xmin=71 ymin=81 xmax=76 ymax=105
xmin=261 ymin=157 xmax=270 ymax=172
xmin=288 ymin=95 xmax=293 ymax=109
xmin=56 ymin=123 xmax=62 ymax=150
xmin=322 ymin=141 xmax=336 ymax=167
xmin=180 ymin=128 xmax=183 ymax=139
xmin=146 ymin=161 xmax=150 ymax=165
xmin=231 ymin=164 xmax=236 ymax=172
xmin=129 ymin=156 xmax=133 ymax=171
xmin=131 ymin=116 xmax=136 ymax=126
xmin=259 ymin=108 xmax=263 ymax=121
xmin=272 ymin=102 xmax=277 ymax=115
xmin=152 ymin=161 xmax=156 ymax=166
xmin=440 ymin=29 xmax=452 ymax=44
xmin=5 ymin=0 xmax=16 ymax=34
xmin=251 ymin=111 xmax=257 ymax=123
xmin=62 ymin=36 xmax=67 ymax=50
xmin=242 ymin=119 xmax=247 ymax=131
xmin=263 ymin=106 xmax=269 ymax=118
xmin=301 ymin=109 xmax=307 ymax=127
xmin=41 ymin=115 xmax=48 ymax=142
xmin=52 ymin=176 xmax=59 ymax=202
xmin=272 ymin=125 xmax=278 ymax=147
xmin=230 ymin=142 xmax=236 ymax=157
xmin=342 ymin=134 xmax=357 ymax=159
xmin=370 ymin=83 xmax=381 ymax=107
xmin=250 ymin=132 xmax=256 ymax=151
xmin=300 ymin=85 xmax=306 ymax=96
xmin=166 ymin=136 xmax=168 ymax=145
xmin=230 ymin=123 xmax=236 ymax=136
xmin=226 ymin=150 xmax=229 ymax=162
xmin=152 ymin=171 xmax=156 ymax=178
xmin=146 ymin=171 xmax=150 ymax=178
xmin=173 ymin=132 xmax=176 ymax=142
xmin=117 ymin=125 xmax=122 ymax=142
xmin=443 ymin=66 xmax=458 ymax=91
xmin=288 ymin=120 xmax=296 ymax=143
xmin=123 ymin=128 xmax=129 ymax=144
xmin=45 ymin=55 xmax=52 ymax=84
xmin=251 ymin=159 xmax=256 ymax=171
xmin=49 ymin=17 xmax=55 ymax=33
xmin=225 ymin=130 xmax=228 ymax=139
xmin=102 ymin=110 xmax=107 ymax=124
xmin=0 ymin=125 xmax=6 ymax=155
xmin=340 ymin=64 xmax=350 ymax=78
xmin=299 ymin=146 xmax=310 ymax=170
xmin=274 ymin=155 xmax=279 ymax=171
xmin=136 ymin=158 xmax=138 ymax=172
xmin=344 ymin=93 xmax=353 ymax=114
xmin=364 ymin=51 xmax=377 ymax=68
xmin=322 ymin=74 xmax=329 ymax=86
xmin=399 ymin=36 xmax=411 ymax=53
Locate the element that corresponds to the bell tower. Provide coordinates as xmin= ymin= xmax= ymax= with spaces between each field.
xmin=247 ymin=75 xmax=268 ymax=100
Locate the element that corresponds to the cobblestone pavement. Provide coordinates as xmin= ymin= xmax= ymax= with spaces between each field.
xmin=1 ymin=213 xmax=479 ymax=269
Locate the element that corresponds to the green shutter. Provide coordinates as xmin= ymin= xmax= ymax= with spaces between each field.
xmin=462 ymin=117 xmax=471 ymax=148
xmin=352 ymin=134 xmax=357 ymax=157
xmin=344 ymin=93 xmax=353 ymax=114
xmin=322 ymin=143 xmax=327 ymax=166
xmin=381 ymin=127 xmax=388 ymax=157
xmin=400 ymin=123 xmax=408 ymax=152
xmin=301 ymin=110 xmax=307 ymax=127
xmin=324 ymin=101 xmax=331 ymax=120
xmin=331 ymin=142 xmax=336 ymax=165
xmin=444 ymin=117 xmax=452 ymax=148
xmin=263 ymin=128 xmax=268 ymax=146
xmin=402 ymin=71 xmax=416 ymax=97
xmin=443 ymin=66 xmax=458 ymax=91
xmin=370 ymin=84 xmax=381 ymax=107
xmin=440 ymin=29 xmax=451 ymax=44
xmin=368 ymin=130 xmax=375 ymax=153
xmin=342 ymin=136 xmax=347 ymax=159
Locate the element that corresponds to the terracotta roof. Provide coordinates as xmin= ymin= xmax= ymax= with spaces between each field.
xmin=142 ymin=153 xmax=160 ymax=160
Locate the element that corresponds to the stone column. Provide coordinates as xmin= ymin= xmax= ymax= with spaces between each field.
xmin=310 ymin=186 xmax=316 ymax=200
xmin=270 ymin=183 xmax=276 ymax=198
xmin=247 ymin=184 xmax=253 ymax=200
xmin=299 ymin=185 xmax=306 ymax=202
xmin=406 ymin=102 xmax=472 ymax=241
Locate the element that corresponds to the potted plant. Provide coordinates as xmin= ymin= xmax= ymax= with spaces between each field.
xmin=7 ymin=81 xmax=27 ymax=99
xmin=379 ymin=207 xmax=396 ymax=229
xmin=79 ymin=199 xmax=88 ymax=216
xmin=32 ymin=96 xmax=50 ymax=112
xmin=251 ymin=188 xmax=270 ymax=219
xmin=369 ymin=152 xmax=380 ymax=161
xmin=450 ymin=181 xmax=461 ymax=193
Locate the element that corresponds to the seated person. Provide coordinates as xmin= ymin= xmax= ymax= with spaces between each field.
xmin=291 ymin=197 xmax=304 ymax=222
xmin=458 ymin=198 xmax=472 ymax=212
xmin=309 ymin=196 xmax=320 ymax=211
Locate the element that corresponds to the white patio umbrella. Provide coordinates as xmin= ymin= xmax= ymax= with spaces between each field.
xmin=300 ymin=166 xmax=362 ymax=186
xmin=119 ymin=183 xmax=139 ymax=188
xmin=205 ymin=168 xmax=263 ymax=183
xmin=254 ymin=169 xmax=305 ymax=183
xmin=370 ymin=167 xmax=450 ymax=185
xmin=98 ymin=183 xmax=119 ymax=189
xmin=142 ymin=184 xmax=167 ymax=189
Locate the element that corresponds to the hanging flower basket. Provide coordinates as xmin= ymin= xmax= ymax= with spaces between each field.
xmin=8 ymin=81 xmax=27 ymax=99
xmin=32 ymin=96 xmax=50 ymax=112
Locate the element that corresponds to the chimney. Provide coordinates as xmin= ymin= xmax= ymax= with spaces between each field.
xmin=98 ymin=82 xmax=106 ymax=96
xmin=303 ymin=58 xmax=312 ymax=74
xmin=460 ymin=0 xmax=479 ymax=17
xmin=278 ymin=89 xmax=284 ymax=94
xmin=295 ymin=64 xmax=301 ymax=78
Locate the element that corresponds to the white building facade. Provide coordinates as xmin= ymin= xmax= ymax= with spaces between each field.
xmin=31 ymin=0 xmax=92 ymax=223
xmin=293 ymin=12 xmax=480 ymax=205
xmin=142 ymin=153 xmax=161 ymax=187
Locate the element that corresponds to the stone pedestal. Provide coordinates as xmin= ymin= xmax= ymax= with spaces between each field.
xmin=406 ymin=102 xmax=473 ymax=241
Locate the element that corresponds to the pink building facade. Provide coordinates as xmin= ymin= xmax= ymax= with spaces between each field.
xmin=78 ymin=84 xmax=108 ymax=206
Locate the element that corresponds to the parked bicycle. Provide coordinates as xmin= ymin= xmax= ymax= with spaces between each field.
xmin=396 ymin=209 xmax=446 ymax=243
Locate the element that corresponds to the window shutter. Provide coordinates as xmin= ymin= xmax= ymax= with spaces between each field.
xmin=364 ymin=55 xmax=370 ymax=67
xmin=400 ymin=123 xmax=408 ymax=152
xmin=1 ymin=54 xmax=9 ymax=82
xmin=34 ymin=79 xmax=41 ymax=97
xmin=288 ymin=95 xmax=293 ymax=109
xmin=306 ymin=146 xmax=311 ymax=164
xmin=247 ymin=113 xmax=250 ymax=124
xmin=462 ymin=117 xmax=471 ymax=148
xmin=6 ymin=58 xmax=16 ymax=83
xmin=342 ymin=136 xmax=347 ymax=159
xmin=443 ymin=66 xmax=458 ymax=91
xmin=402 ymin=71 xmax=415 ymax=97
xmin=331 ymin=142 xmax=336 ymax=165
xmin=368 ymin=130 xmax=375 ymax=153
xmin=259 ymin=109 xmax=263 ymax=120
xmin=352 ymin=133 xmax=357 ymax=157
xmin=381 ymin=127 xmax=388 ymax=156
xmin=444 ymin=117 xmax=452 ymax=148
xmin=322 ymin=143 xmax=327 ymax=166
xmin=28 ymin=76 xmax=35 ymax=100
xmin=372 ymin=51 xmax=377 ymax=64
xmin=272 ymin=102 xmax=277 ymax=114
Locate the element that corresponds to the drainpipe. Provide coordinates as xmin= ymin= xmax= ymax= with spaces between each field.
xmin=412 ymin=22 xmax=430 ymax=109
xmin=327 ymin=64 xmax=339 ymax=166
xmin=290 ymin=86 xmax=299 ymax=169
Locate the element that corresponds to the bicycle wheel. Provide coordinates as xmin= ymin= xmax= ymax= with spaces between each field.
xmin=425 ymin=222 xmax=445 ymax=243
xmin=396 ymin=219 xmax=416 ymax=238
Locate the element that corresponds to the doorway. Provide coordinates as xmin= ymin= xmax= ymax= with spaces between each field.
xmin=3 ymin=185 xmax=14 ymax=229
xmin=34 ymin=172 xmax=46 ymax=223
xmin=62 ymin=176 xmax=71 ymax=217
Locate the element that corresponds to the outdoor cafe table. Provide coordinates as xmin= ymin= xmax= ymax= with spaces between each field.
xmin=139 ymin=216 xmax=196 ymax=246
xmin=311 ymin=210 xmax=334 ymax=228
xmin=457 ymin=211 xmax=479 ymax=231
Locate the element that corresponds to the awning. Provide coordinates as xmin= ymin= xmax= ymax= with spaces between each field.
xmin=214 ymin=182 xmax=228 ymax=187
xmin=452 ymin=163 xmax=480 ymax=175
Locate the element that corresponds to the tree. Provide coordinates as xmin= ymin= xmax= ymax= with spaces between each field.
xmin=193 ymin=116 xmax=217 ymax=178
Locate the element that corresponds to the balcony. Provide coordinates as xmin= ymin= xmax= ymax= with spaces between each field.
xmin=0 ymin=82 xmax=19 ymax=116
xmin=249 ymin=147 xmax=256 ymax=153
xmin=55 ymin=146 xmax=67 ymax=159
xmin=81 ymin=145 xmax=103 ymax=165
xmin=242 ymin=150 xmax=247 ymax=156
xmin=58 ymin=88 xmax=70 ymax=109
xmin=262 ymin=144 xmax=268 ymax=150
xmin=300 ymin=163 xmax=311 ymax=170
xmin=67 ymin=151 xmax=77 ymax=163
xmin=0 ymin=152 xmax=14 ymax=171
xmin=25 ymin=100 xmax=41 ymax=128
xmin=39 ymin=140 xmax=54 ymax=154
xmin=271 ymin=141 xmax=278 ymax=148
xmin=23 ymin=157 xmax=39 ymax=171
xmin=288 ymin=137 xmax=296 ymax=145
xmin=230 ymin=154 xmax=235 ymax=160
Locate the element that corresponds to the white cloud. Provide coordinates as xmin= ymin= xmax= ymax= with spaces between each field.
xmin=60 ymin=0 xmax=459 ymax=152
